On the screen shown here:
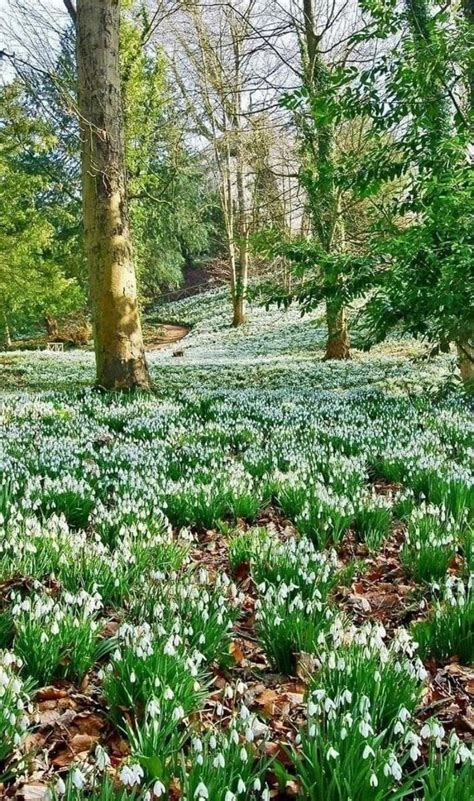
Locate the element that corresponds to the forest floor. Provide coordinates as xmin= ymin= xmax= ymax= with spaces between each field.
xmin=0 ymin=290 xmax=472 ymax=800
xmin=143 ymin=324 xmax=189 ymax=351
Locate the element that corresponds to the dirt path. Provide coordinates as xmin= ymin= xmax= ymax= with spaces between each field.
xmin=144 ymin=323 xmax=189 ymax=351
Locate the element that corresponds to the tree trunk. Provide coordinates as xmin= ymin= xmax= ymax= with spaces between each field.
xmin=232 ymin=42 xmax=249 ymax=328
xmin=3 ymin=312 xmax=11 ymax=349
xmin=45 ymin=315 xmax=59 ymax=340
xmin=456 ymin=340 xmax=474 ymax=392
xmin=75 ymin=0 xmax=149 ymax=390
xmin=232 ymin=292 xmax=246 ymax=327
xmin=325 ymin=302 xmax=350 ymax=360
xmin=232 ymin=235 xmax=248 ymax=327
xmin=303 ymin=0 xmax=351 ymax=360
xmin=457 ymin=4 xmax=474 ymax=394
xmin=463 ymin=0 xmax=474 ymax=110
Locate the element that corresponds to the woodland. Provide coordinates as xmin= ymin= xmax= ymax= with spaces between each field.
xmin=0 ymin=1 xmax=473 ymax=800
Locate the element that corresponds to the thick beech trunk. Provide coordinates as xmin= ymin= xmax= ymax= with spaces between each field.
xmin=325 ymin=302 xmax=350 ymax=360
xmin=45 ymin=316 xmax=59 ymax=340
xmin=75 ymin=0 xmax=149 ymax=390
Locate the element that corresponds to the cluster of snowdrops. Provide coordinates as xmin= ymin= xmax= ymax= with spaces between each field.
xmin=0 ymin=386 xmax=472 ymax=799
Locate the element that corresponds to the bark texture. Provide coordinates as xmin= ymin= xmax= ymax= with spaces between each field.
xmin=325 ymin=303 xmax=350 ymax=360
xmin=457 ymin=340 xmax=474 ymax=393
xmin=76 ymin=0 xmax=149 ymax=390
xmin=232 ymin=293 xmax=247 ymax=327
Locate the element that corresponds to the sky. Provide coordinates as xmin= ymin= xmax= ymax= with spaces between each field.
xmin=0 ymin=0 xmax=68 ymax=82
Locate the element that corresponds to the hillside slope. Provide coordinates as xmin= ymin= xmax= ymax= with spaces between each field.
xmin=1 ymin=289 xmax=457 ymax=394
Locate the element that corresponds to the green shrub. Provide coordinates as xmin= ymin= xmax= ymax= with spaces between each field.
xmin=412 ymin=576 xmax=474 ymax=664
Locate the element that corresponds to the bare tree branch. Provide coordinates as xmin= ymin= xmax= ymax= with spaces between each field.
xmin=62 ymin=0 xmax=77 ymax=25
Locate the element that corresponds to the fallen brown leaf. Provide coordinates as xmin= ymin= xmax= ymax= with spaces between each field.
xmin=229 ymin=640 xmax=245 ymax=665
xmin=35 ymin=687 xmax=68 ymax=702
xmin=20 ymin=784 xmax=50 ymax=801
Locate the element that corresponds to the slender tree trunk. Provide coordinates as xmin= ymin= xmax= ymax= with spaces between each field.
xmin=302 ymin=0 xmax=351 ymax=360
xmin=75 ymin=0 xmax=149 ymax=390
xmin=232 ymin=175 xmax=249 ymax=327
xmin=231 ymin=35 xmax=248 ymax=328
xmin=232 ymin=293 xmax=246 ymax=327
xmin=223 ymin=141 xmax=243 ymax=326
xmin=2 ymin=312 xmax=11 ymax=349
xmin=457 ymin=2 xmax=474 ymax=390
xmin=456 ymin=340 xmax=474 ymax=392
xmin=325 ymin=198 xmax=350 ymax=360
xmin=463 ymin=0 xmax=474 ymax=110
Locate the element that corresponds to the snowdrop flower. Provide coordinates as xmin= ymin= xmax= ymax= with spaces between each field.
xmin=327 ymin=746 xmax=339 ymax=760
xmin=71 ymin=768 xmax=86 ymax=790
xmin=194 ymin=782 xmax=209 ymax=799
xmin=95 ymin=744 xmax=110 ymax=771
xmin=245 ymin=726 xmax=254 ymax=742
xmin=120 ymin=763 xmax=144 ymax=787
xmin=394 ymin=720 xmax=405 ymax=735
xmin=383 ymin=755 xmax=402 ymax=781
xmin=148 ymin=698 xmax=161 ymax=718
xmin=55 ymin=777 xmax=66 ymax=795
xmin=153 ymin=780 xmax=166 ymax=797
xmin=456 ymin=743 xmax=474 ymax=765
xmin=308 ymin=700 xmax=318 ymax=716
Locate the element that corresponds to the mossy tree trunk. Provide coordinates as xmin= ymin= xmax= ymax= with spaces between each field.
xmin=75 ymin=0 xmax=149 ymax=390
xmin=302 ymin=0 xmax=351 ymax=360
